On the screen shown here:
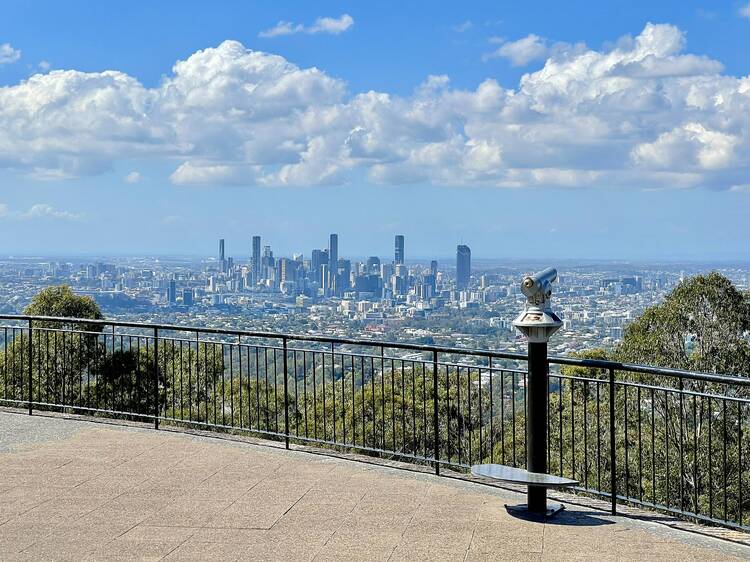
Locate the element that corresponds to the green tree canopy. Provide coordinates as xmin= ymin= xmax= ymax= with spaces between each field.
xmin=616 ymin=272 xmax=750 ymax=376
xmin=24 ymin=285 xmax=103 ymax=330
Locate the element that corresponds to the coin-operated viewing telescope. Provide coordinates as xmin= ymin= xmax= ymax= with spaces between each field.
xmin=513 ymin=267 xmax=562 ymax=343
xmin=472 ymin=267 xmax=576 ymax=519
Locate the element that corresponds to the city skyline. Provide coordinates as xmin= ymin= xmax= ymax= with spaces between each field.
xmin=1 ymin=2 xmax=750 ymax=259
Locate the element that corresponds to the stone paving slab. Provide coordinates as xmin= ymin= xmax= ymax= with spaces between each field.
xmin=0 ymin=410 xmax=749 ymax=561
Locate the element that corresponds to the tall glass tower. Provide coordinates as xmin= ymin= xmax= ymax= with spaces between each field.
xmin=252 ymin=236 xmax=261 ymax=281
xmin=456 ymin=245 xmax=471 ymax=289
xmin=395 ymin=235 xmax=404 ymax=265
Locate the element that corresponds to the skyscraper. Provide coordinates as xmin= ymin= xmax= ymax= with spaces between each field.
xmin=252 ymin=236 xmax=261 ymax=281
xmin=182 ymin=288 xmax=193 ymax=306
xmin=219 ymin=238 xmax=226 ymax=273
xmin=329 ymin=234 xmax=338 ymax=268
xmin=366 ymin=256 xmax=380 ymax=274
xmin=311 ymin=249 xmax=327 ymax=285
xmin=167 ymin=279 xmax=176 ymax=303
xmin=456 ymin=245 xmax=471 ymax=290
xmin=328 ymin=234 xmax=338 ymax=291
xmin=395 ymin=235 xmax=404 ymax=265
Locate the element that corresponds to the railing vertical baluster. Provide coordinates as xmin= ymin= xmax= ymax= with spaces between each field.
xmin=609 ymin=367 xmax=616 ymax=515
xmin=380 ymin=348 xmax=385 ymax=450
xmin=489 ymin=358 xmax=494 ymax=465
xmin=624 ymin=384 xmax=628 ymax=498
xmin=304 ymin=351 xmax=309 ymax=440
xmin=27 ymin=319 xmax=33 ymax=415
xmin=153 ymin=328 xmax=159 ymax=430
xmin=433 ymin=350 xmax=439 ymax=476
xmin=597 ymin=381 xmax=601 ymax=491
xmin=571 ymin=378 xmax=575 ymax=480
xmin=679 ymin=376 xmax=684 ymax=511
xmin=738 ymin=402 xmax=743 ymax=526
xmin=638 ymin=385 xmax=643 ymax=503
xmin=547 ymin=371 xmax=551 ymax=473
xmin=651 ymin=387 xmax=656 ymax=506
xmin=583 ymin=380 xmax=588 ymax=490
xmin=330 ymin=343 xmax=336 ymax=444
xmin=283 ymin=337 xmax=290 ymax=449
xmin=708 ymin=396 xmax=714 ymax=519
xmin=723 ymin=398 xmax=728 ymax=522
xmin=238 ymin=335 xmax=243 ymax=429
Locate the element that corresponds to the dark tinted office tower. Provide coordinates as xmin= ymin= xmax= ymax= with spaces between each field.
xmin=395 ymin=235 xmax=404 ymax=265
xmin=456 ymin=245 xmax=471 ymax=290
xmin=366 ymin=256 xmax=380 ymax=274
xmin=338 ymin=259 xmax=351 ymax=291
xmin=182 ymin=288 xmax=193 ymax=306
xmin=167 ymin=279 xmax=176 ymax=303
xmin=219 ymin=239 xmax=226 ymax=273
xmin=252 ymin=236 xmax=261 ymax=280
xmin=311 ymin=249 xmax=327 ymax=284
xmin=430 ymin=260 xmax=438 ymax=278
xmin=329 ymin=234 xmax=338 ymax=268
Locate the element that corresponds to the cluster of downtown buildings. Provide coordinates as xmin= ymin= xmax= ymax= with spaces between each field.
xmin=210 ymin=234 xmax=472 ymax=306
xmin=2 ymin=250 xmax=747 ymax=355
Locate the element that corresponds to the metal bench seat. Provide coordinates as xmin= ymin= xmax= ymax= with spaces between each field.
xmin=471 ymin=464 xmax=579 ymax=488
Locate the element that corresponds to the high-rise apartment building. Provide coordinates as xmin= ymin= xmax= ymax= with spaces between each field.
xmin=395 ymin=235 xmax=404 ymax=265
xmin=456 ymin=245 xmax=471 ymax=290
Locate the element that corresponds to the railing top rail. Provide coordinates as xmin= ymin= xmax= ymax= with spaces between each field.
xmin=2 ymin=313 xmax=749 ymax=386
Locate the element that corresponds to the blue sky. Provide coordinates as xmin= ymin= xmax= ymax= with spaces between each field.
xmin=1 ymin=1 xmax=749 ymax=260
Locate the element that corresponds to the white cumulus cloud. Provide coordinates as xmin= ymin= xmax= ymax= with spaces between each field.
xmin=0 ymin=203 xmax=82 ymax=220
xmin=125 ymin=171 xmax=141 ymax=183
xmin=21 ymin=204 xmax=82 ymax=220
xmin=485 ymin=34 xmax=550 ymax=66
xmin=740 ymin=3 xmax=750 ymax=19
xmin=0 ymin=24 xmax=749 ymax=191
xmin=259 ymin=14 xmax=353 ymax=38
xmin=0 ymin=43 xmax=21 ymax=64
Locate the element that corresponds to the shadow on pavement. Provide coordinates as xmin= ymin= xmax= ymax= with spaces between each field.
xmin=505 ymin=505 xmax=615 ymax=526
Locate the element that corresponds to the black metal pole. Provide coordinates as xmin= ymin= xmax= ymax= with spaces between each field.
xmin=283 ymin=337 xmax=290 ymax=450
xmin=609 ymin=366 xmax=617 ymax=515
xmin=433 ymin=350 xmax=440 ymax=476
xmin=27 ymin=319 xmax=33 ymax=416
xmin=527 ymin=341 xmax=548 ymax=514
xmin=153 ymin=328 xmax=159 ymax=430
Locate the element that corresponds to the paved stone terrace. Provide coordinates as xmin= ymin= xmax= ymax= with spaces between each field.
xmin=0 ymin=410 xmax=748 ymax=561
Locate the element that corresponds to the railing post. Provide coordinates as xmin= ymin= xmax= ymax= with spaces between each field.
xmin=433 ymin=350 xmax=440 ymax=476
xmin=27 ymin=319 xmax=33 ymax=416
xmin=283 ymin=337 xmax=290 ymax=449
xmin=609 ymin=366 xmax=617 ymax=515
xmin=153 ymin=328 xmax=159 ymax=430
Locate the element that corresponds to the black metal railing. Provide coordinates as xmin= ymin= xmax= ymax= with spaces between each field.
xmin=0 ymin=314 xmax=748 ymax=531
